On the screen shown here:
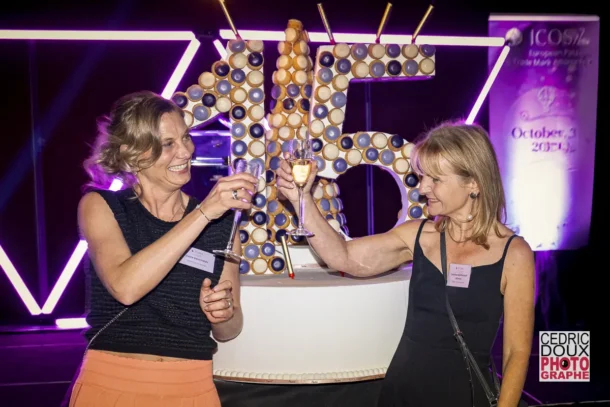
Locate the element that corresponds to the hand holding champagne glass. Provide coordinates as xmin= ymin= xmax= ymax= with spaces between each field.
xmin=286 ymin=139 xmax=314 ymax=237
xmin=213 ymin=159 xmax=262 ymax=261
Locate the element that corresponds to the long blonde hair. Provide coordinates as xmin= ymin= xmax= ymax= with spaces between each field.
xmin=83 ymin=91 xmax=184 ymax=190
xmin=411 ymin=121 xmax=508 ymax=248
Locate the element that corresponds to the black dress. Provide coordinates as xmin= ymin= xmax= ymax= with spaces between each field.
xmin=378 ymin=220 xmax=518 ymax=407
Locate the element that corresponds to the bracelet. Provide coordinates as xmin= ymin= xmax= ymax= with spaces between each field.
xmin=196 ymin=204 xmax=211 ymax=222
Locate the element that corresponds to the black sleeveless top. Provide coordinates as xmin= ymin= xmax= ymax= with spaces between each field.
xmin=405 ymin=220 xmax=517 ymax=353
xmin=378 ymin=219 xmax=519 ymax=407
xmin=83 ymin=188 xmax=234 ymax=360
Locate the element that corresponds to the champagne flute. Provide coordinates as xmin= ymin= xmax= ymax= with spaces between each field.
xmin=213 ymin=159 xmax=262 ymax=261
xmin=286 ymin=139 xmax=314 ymax=237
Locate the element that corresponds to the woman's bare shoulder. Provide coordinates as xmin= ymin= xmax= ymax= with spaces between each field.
xmin=493 ymin=224 xmax=533 ymax=263
xmin=391 ymin=218 xmax=435 ymax=251
xmin=394 ymin=218 xmax=433 ymax=234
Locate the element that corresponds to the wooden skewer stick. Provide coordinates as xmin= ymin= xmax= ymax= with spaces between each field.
xmin=411 ymin=4 xmax=434 ymax=44
xmin=375 ymin=3 xmax=393 ymax=44
xmin=317 ymin=3 xmax=335 ymax=44
xmin=218 ymin=0 xmax=241 ymax=39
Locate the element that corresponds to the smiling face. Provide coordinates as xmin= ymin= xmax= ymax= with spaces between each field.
xmin=410 ymin=122 xmax=508 ymax=247
xmin=417 ymin=156 xmax=478 ymax=221
xmin=136 ymin=111 xmax=194 ymax=191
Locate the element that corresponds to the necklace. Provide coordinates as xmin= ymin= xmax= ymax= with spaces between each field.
xmin=168 ymin=193 xmax=186 ymax=222
xmin=447 ymin=228 xmax=467 ymax=244
xmin=134 ymin=187 xmax=186 ymax=222
xmin=446 ymin=221 xmax=471 ymax=244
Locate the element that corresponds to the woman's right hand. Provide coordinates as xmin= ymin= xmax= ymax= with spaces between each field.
xmin=198 ymin=172 xmax=258 ymax=220
xmin=276 ymin=155 xmax=318 ymax=204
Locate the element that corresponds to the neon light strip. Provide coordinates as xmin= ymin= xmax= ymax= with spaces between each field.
xmin=0 ymin=31 xmax=197 ymax=316
xmin=42 ymin=179 xmax=124 ymax=314
xmin=219 ymin=29 xmax=505 ymax=47
xmin=41 ymin=240 xmax=88 ymax=314
xmin=0 ymin=30 xmax=196 ymax=41
xmin=55 ymin=317 xmax=89 ymax=329
xmin=0 ymin=30 xmax=200 ymax=101
xmin=213 ymin=39 xmax=228 ymax=59
xmin=161 ymin=39 xmax=201 ymax=98
xmin=465 ymin=45 xmax=510 ymax=124
xmin=0 ymin=246 xmax=42 ymax=315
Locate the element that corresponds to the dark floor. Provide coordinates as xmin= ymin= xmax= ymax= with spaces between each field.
xmin=0 ymin=325 xmax=607 ymax=407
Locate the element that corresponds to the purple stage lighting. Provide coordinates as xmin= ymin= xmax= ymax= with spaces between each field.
xmin=0 ymin=30 xmax=199 ymax=316
xmin=466 ymin=44 xmax=511 ymax=124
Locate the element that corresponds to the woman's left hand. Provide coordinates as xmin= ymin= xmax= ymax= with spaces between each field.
xmin=200 ymin=278 xmax=234 ymax=324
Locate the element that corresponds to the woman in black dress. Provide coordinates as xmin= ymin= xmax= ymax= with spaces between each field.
xmin=276 ymin=122 xmax=535 ymax=407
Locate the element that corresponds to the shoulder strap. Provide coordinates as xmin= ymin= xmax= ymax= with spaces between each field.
xmin=500 ymin=234 xmax=519 ymax=264
xmin=441 ymin=231 xmax=499 ymax=407
xmin=487 ymin=234 xmax=519 ymax=394
xmin=415 ymin=219 xmax=428 ymax=243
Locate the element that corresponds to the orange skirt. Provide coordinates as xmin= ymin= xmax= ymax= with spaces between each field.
xmin=69 ymin=350 xmax=221 ymax=407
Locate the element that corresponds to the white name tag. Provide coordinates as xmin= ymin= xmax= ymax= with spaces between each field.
xmin=179 ymin=247 xmax=215 ymax=273
xmin=447 ymin=263 xmax=472 ymax=288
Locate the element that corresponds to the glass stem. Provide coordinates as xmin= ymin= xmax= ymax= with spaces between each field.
xmin=298 ymin=187 xmax=305 ymax=229
xmin=227 ymin=210 xmax=241 ymax=250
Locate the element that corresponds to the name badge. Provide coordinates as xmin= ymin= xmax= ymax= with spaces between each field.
xmin=447 ymin=263 xmax=472 ymax=288
xmin=179 ymin=247 xmax=216 ymax=273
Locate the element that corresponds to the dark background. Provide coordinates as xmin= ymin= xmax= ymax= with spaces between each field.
xmin=0 ymin=0 xmax=606 ymax=393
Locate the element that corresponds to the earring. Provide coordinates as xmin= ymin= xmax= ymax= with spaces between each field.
xmin=467 ymin=192 xmax=477 ymax=221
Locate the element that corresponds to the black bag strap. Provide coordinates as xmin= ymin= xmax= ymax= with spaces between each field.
xmin=441 ymin=230 xmax=500 ymax=407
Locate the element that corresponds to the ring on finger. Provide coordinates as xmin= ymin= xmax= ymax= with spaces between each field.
xmin=232 ymin=190 xmax=238 ymax=200
xmin=227 ymin=298 xmax=233 ymax=308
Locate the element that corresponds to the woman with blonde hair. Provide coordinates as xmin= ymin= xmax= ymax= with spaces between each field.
xmin=68 ymin=90 xmax=258 ymax=406
xmin=276 ymin=121 xmax=534 ymax=407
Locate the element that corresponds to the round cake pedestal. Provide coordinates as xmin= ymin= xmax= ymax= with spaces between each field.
xmin=213 ymin=265 xmax=411 ymax=384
